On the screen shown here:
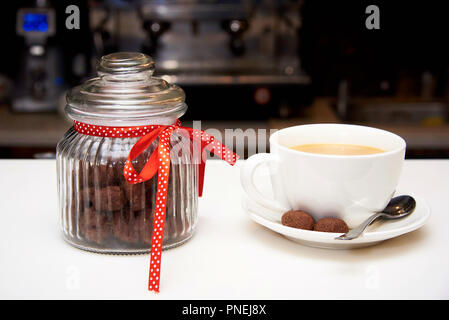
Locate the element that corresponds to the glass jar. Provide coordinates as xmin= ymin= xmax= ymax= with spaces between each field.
xmin=57 ymin=52 xmax=198 ymax=253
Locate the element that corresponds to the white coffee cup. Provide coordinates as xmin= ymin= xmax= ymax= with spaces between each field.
xmin=240 ymin=124 xmax=406 ymax=228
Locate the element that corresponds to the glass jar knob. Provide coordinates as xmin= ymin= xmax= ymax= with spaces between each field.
xmin=98 ymin=52 xmax=155 ymax=76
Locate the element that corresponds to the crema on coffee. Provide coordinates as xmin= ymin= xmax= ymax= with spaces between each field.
xmin=290 ymin=143 xmax=385 ymax=155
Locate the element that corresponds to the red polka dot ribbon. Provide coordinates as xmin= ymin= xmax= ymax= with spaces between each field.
xmin=74 ymin=120 xmax=239 ymax=292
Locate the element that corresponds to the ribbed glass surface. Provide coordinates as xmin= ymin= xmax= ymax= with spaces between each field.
xmin=57 ymin=128 xmax=198 ymax=253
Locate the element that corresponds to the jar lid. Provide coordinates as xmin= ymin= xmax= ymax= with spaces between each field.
xmin=66 ymin=52 xmax=187 ymax=126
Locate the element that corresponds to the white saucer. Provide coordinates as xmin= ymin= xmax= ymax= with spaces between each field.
xmin=242 ymin=194 xmax=430 ymax=249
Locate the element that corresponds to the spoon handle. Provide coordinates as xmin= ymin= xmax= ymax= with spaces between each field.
xmin=335 ymin=212 xmax=385 ymax=240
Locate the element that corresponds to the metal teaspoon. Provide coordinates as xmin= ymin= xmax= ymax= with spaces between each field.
xmin=336 ymin=195 xmax=416 ymax=240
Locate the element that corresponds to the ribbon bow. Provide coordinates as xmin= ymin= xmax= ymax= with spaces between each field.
xmin=74 ymin=120 xmax=239 ymax=292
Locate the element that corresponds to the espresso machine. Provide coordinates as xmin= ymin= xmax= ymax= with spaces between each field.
xmin=10 ymin=0 xmax=92 ymax=113
xmin=12 ymin=0 xmax=64 ymax=112
xmin=7 ymin=0 xmax=310 ymax=117
xmin=89 ymin=0 xmax=311 ymax=120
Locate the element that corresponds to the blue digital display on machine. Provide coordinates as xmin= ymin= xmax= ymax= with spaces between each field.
xmin=23 ymin=13 xmax=49 ymax=32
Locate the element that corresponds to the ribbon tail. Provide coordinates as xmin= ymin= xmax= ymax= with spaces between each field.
xmin=186 ymin=128 xmax=239 ymax=197
xmin=198 ymin=160 xmax=205 ymax=197
xmin=148 ymin=126 xmax=174 ymax=293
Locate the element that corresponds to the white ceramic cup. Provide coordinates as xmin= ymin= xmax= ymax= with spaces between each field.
xmin=240 ymin=124 xmax=406 ymax=228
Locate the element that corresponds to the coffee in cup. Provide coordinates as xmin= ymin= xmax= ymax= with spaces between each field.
xmin=241 ymin=124 xmax=406 ymax=228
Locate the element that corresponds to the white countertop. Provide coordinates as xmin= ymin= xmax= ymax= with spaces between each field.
xmin=0 ymin=159 xmax=448 ymax=299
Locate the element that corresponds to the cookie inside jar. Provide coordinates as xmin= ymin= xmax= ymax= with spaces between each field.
xmin=64 ymin=144 xmax=197 ymax=253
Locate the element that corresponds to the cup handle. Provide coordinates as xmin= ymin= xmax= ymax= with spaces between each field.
xmin=240 ymin=153 xmax=290 ymax=213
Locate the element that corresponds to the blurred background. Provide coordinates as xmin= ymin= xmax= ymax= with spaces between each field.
xmin=1 ymin=0 xmax=449 ymax=159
